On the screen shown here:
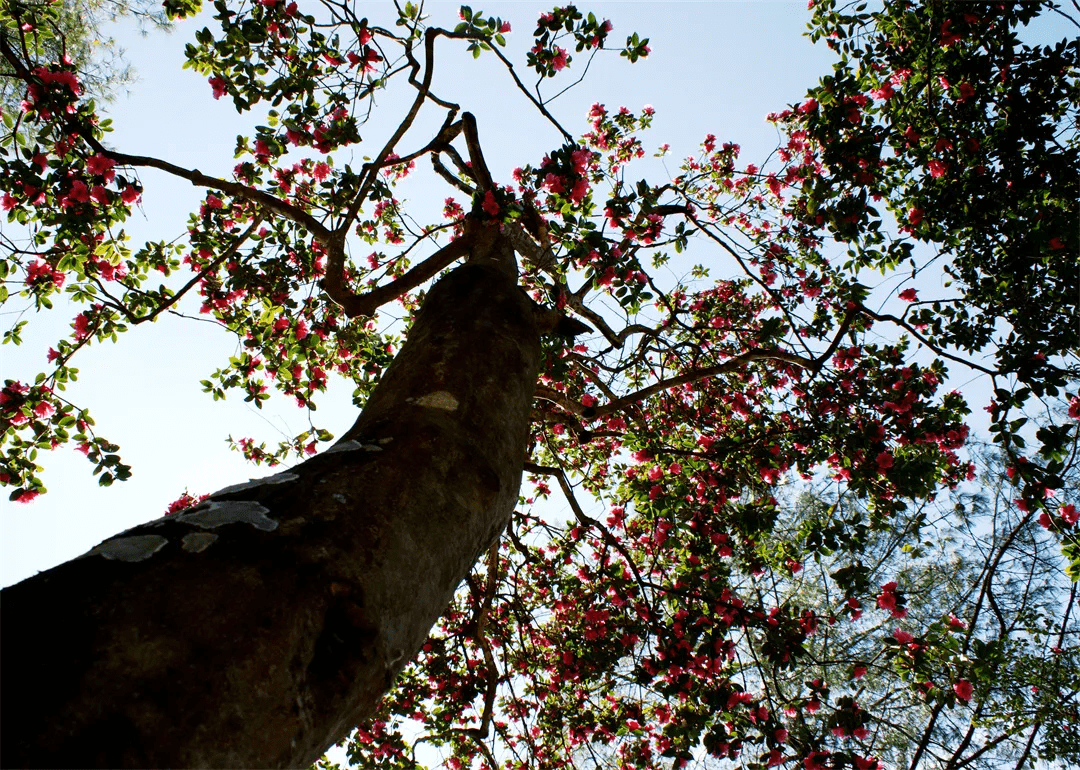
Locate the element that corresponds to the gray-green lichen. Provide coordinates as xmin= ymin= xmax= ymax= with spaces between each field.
xmin=178 ymin=501 xmax=278 ymax=531
xmin=324 ymin=440 xmax=363 ymax=455
xmin=412 ymin=391 xmax=459 ymax=410
xmin=211 ymin=471 xmax=299 ymax=498
xmin=89 ymin=535 xmax=168 ymax=562
xmin=181 ymin=532 xmax=219 ymax=553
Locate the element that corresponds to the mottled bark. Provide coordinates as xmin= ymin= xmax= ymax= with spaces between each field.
xmin=0 ymin=257 xmax=543 ymax=769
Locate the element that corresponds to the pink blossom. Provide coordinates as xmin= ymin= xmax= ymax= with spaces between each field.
xmin=569 ymin=177 xmax=590 ymax=204
xmin=870 ymin=81 xmax=895 ymax=101
xmin=551 ymin=46 xmax=568 ymax=71
xmin=209 ymin=76 xmax=227 ymax=100
xmin=543 ymin=173 xmax=565 ymax=194
xmin=66 ymin=180 xmax=89 ymax=204
xmin=73 ymin=312 xmax=92 ymax=339
xmin=940 ymin=19 xmax=961 ymax=47
xmin=953 ymin=679 xmax=973 ymax=702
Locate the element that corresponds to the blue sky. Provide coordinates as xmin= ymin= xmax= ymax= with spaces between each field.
xmin=1 ymin=2 xmax=838 ymax=586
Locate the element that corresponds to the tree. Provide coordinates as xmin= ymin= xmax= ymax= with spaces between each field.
xmin=0 ymin=0 xmax=170 ymax=121
xmin=1 ymin=1 xmax=1077 ymax=768
xmin=732 ymin=446 xmax=1079 ymax=769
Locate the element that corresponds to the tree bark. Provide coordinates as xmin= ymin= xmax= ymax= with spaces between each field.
xmin=0 ymin=256 xmax=542 ymax=768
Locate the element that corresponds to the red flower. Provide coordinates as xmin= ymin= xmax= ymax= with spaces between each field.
xmin=86 ymin=154 xmax=116 ymax=178
xmin=73 ymin=312 xmax=92 ymax=340
xmin=899 ymin=288 xmax=918 ymax=302
xmin=481 ymin=190 xmax=500 ymax=217
xmin=208 ymin=76 xmax=227 ymax=100
xmin=940 ymin=19 xmax=961 ymax=47
xmin=928 ymin=160 xmax=947 ymax=178
xmin=551 ymin=46 xmax=568 ymax=71
xmin=892 ymin=629 xmax=914 ymax=644
xmin=953 ymin=679 xmax=973 ymax=702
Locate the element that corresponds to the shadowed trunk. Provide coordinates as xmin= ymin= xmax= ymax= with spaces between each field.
xmin=1 ymin=257 xmax=542 ymax=769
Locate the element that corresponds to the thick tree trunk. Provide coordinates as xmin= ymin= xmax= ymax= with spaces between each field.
xmin=1 ymin=259 xmax=542 ymax=768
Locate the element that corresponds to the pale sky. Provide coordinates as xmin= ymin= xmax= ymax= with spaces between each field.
xmin=1 ymin=2 xmax=852 ymax=586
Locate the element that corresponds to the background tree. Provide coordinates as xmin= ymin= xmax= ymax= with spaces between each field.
xmin=1 ymin=0 xmax=169 ymax=121
xmin=1 ymin=1 xmax=1077 ymax=768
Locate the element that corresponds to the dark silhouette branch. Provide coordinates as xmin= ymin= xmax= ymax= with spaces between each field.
xmin=95 ymin=215 xmax=264 ymax=325
xmin=523 ymin=461 xmax=655 ymax=621
xmin=328 ymin=228 xmax=475 ymax=318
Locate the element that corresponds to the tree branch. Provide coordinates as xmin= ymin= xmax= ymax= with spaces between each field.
xmin=103 ymin=215 xmax=264 ymax=325
xmin=590 ymin=347 xmax=813 ymax=421
xmin=523 ymin=461 xmax=655 ymax=622
xmin=328 ymin=227 xmax=474 ymax=318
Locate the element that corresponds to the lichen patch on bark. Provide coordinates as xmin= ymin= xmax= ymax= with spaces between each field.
xmin=178 ymin=501 xmax=278 ymax=531
xmin=324 ymin=440 xmax=364 ymax=455
xmin=412 ymin=391 xmax=459 ymax=410
xmin=88 ymin=535 xmax=168 ymax=562
xmin=211 ymin=471 xmax=299 ymax=498
xmin=181 ymin=532 xmax=219 ymax=553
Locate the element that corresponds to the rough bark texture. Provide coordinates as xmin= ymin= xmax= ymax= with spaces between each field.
xmin=0 ymin=257 xmax=542 ymax=769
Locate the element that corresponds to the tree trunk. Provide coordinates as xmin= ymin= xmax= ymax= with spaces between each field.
xmin=0 ymin=258 xmax=542 ymax=768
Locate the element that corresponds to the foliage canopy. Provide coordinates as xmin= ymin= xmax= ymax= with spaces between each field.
xmin=2 ymin=0 xmax=1078 ymax=767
